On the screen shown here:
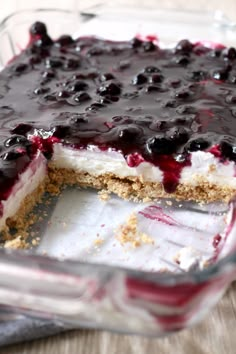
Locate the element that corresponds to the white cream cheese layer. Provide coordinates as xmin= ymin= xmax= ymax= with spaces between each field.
xmin=0 ymin=152 xmax=47 ymax=230
xmin=52 ymin=144 xmax=236 ymax=188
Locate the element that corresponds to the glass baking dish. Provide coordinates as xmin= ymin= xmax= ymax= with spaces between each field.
xmin=0 ymin=6 xmax=236 ymax=337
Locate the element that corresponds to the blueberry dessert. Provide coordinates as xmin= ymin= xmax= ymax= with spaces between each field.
xmin=0 ymin=22 xmax=236 ymax=232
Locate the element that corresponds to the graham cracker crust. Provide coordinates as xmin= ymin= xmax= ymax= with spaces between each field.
xmin=2 ymin=164 xmax=235 ymax=247
xmin=1 ymin=179 xmax=47 ymax=243
xmin=48 ymin=165 xmax=236 ymax=203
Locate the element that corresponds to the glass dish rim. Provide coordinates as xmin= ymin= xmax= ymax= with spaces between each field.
xmin=0 ymin=7 xmax=235 ymax=287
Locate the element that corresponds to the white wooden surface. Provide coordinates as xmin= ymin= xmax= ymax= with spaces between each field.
xmin=2 ymin=0 xmax=236 ymax=353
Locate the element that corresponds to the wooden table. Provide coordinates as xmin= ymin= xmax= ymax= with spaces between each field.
xmin=2 ymin=0 xmax=236 ymax=353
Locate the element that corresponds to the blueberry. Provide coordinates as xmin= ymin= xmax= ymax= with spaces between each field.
xmin=132 ymin=73 xmax=148 ymax=85
xmin=63 ymin=58 xmax=80 ymax=70
xmin=147 ymin=136 xmax=175 ymax=155
xmin=144 ymin=66 xmax=160 ymax=73
xmin=149 ymin=74 xmax=164 ymax=83
xmin=220 ymin=139 xmax=236 ymax=161
xmin=175 ymin=89 xmax=191 ymax=100
xmin=30 ymin=22 xmax=47 ymax=37
xmin=67 ymin=81 xmax=88 ymax=92
xmin=2 ymin=150 xmax=25 ymax=161
xmin=87 ymin=102 xmax=105 ymax=111
xmin=73 ymin=92 xmax=91 ymax=104
xmin=131 ymin=38 xmax=142 ymax=48
xmin=212 ymin=69 xmax=228 ymax=81
xmin=99 ymin=97 xmax=113 ymax=104
xmin=100 ymin=73 xmax=115 ymax=81
xmin=142 ymin=41 xmax=156 ymax=52
xmin=29 ymin=56 xmax=41 ymax=65
xmin=33 ymin=35 xmax=53 ymax=47
xmin=56 ymin=35 xmax=74 ymax=47
xmin=145 ymin=85 xmax=160 ymax=93
xmin=97 ymin=82 xmax=121 ymax=96
xmin=14 ymin=63 xmax=28 ymax=73
xmin=42 ymin=70 xmax=55 ymax=79
xmin=166 ymin=127 xmax=189 ymax=144
xmin=4 ymin=135 xmax=30 ymax=148
xmin=57 ymin=90 xmax=70 ymax=100
xmin=53 ymin=125 xmax=70 ymax=139
xmin=116 ymin=125 xmax=140 ymax=140
xmin=176 ymin=39 xmax=193 ymax=53
xmin=223 ymin=47 xmax=236 ymax=60
xmin=45 ymin=58 xmax=63 ymax=68
xmin=11 ymin=123 xmax=32 ymax=136
xmin=34 ymin=87 xmax=50 ymax=95
xmin=187 ymin=70 xmax=207 ymax=81
xmin=186 ymin=137 xmax=210 ymax=152
xmin=177 ymin=56 xmax=190 ymax=65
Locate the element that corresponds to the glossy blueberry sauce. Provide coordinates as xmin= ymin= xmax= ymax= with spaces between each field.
xmin=0 ymin=22 xmax=236 ymax=199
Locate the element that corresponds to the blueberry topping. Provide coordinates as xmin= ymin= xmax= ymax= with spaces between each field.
xmin=132 ymin=74 xmax=148 ymax=85
xmin=97 ymin=82 xmax=121 ymax=96
xmin=2 ymin=32 xmax=236 ymax=197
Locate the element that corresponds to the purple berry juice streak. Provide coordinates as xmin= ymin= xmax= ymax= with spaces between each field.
xmin=0 ymin=23 xmax=236 ymax=198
